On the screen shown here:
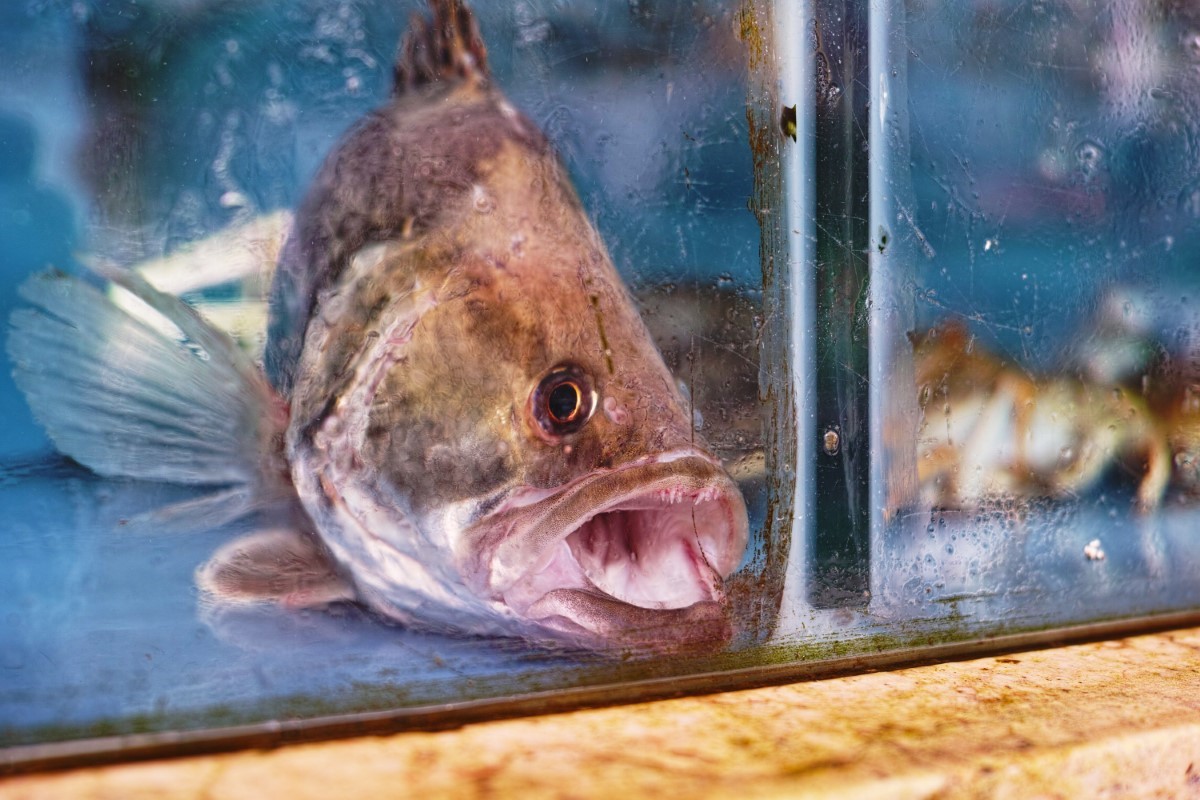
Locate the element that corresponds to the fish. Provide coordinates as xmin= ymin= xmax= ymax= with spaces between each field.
xmin=1070 ymin=284 xmax=1200 ymax=500
xmin=7 ymin=0 xmax=749 ymax=654
xmin=910 ymin=320 xmax=1170 ymax=511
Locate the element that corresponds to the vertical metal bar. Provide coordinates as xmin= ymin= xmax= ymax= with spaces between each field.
xmin=768 ymin=0 xmax=817 ymax=630
xmin=805 ymin=0 xmax=872 ymax=608
xmin=741 ymin=0 xmax=816 ymax=638
xmin=867 ymin=0 xmax=919 ymax=608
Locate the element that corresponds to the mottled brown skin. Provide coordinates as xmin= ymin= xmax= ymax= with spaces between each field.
xmin=266 ymin=23 xmax=544 ymax=394
xmin=911 ymin=321 xmax=1038 ymax=492
xmin=262 ymin=1 xmax=745 ymax=650
xmin=910 ymin=320 xmax=1170 ymax=511
xmin=289 ymin=105 xmax=699 ymax=516
xmin=1161 ymin=386 xmax=1200 ymax=494
xmin=1134 ymin=351 xmax=1200 ymax=497
xmin=911 ymin=322 xmax=1034 ymax=412
xmin=276 ymin=0 xmax=700 ymax=518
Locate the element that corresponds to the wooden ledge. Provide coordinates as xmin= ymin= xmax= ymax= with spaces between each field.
xmin=3 ymin=627 xmax=1200 ymax=799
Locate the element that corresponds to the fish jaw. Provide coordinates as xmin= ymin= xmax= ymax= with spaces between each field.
xmin=460 ymin=451 xmax=749 ymax=652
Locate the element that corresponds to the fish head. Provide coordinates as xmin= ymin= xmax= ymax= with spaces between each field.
xmin=288 ymin=151 xmax=748 ymax=653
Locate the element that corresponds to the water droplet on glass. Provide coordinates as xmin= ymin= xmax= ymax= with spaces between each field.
xmin=218 ymin=191 xmax=247 ymax=209
xmin=472 ymin=184 xmax=495 ymax=214
xmin=1178 ymin=182 xmax=1200 ymax=218
xmin=1184 ymin=31 xmax=1200 ymax=61
xmin=1075 ymin=140 xmax=1104 ymax=178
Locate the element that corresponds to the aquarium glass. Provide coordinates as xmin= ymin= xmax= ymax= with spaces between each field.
xmin=3 ymin=0 xmax=1199 ymax=770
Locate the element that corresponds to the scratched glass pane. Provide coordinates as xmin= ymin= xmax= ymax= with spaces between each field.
xmin=865 ymin=0 xmax=1200 ymax=629
xmin=7 ymin=0 xmax=1200 ymax=766
xmin=0 ymin=0 xmax=768 ymax=750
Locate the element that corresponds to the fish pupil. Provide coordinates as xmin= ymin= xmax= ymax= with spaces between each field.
xmin=547 ymin=382 xmax=582 ymax=423
xmin=532 ymin=364 xmax=594 ymax=438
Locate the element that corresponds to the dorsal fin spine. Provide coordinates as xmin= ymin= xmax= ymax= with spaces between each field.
xmin=393 ymin=0 xmax=490 ymax=96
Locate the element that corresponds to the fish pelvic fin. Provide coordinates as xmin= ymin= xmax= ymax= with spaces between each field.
xmin=8 ymin=267 xmax=292 ymax=508
xmin=393 ymin=0 xmax=489 ymax=95
xmin=196 ymin=528 xmax=356 ymax=610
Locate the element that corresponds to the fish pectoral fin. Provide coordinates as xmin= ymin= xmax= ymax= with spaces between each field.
xmin=196 ymin=528 xmax=357 ymax=610
xmin=8 ymin=267 xmax=288 ymax=495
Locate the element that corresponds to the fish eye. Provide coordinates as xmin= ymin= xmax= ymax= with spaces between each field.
xmin=547 ymin=382 xmax=583 ymax=424
xmin=532 ymin=365 xmax=596 ymax=438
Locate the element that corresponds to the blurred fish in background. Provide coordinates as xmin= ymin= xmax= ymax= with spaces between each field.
xmin=889 ymin=0 xmax=1200 ymax=520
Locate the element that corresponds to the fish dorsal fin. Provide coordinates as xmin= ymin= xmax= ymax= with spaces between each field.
xmin=393 ymin=0 xmax=489 ymax=94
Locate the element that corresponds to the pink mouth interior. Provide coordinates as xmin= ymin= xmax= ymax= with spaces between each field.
xmin=499 ymin=488 xmax=741 ymax=645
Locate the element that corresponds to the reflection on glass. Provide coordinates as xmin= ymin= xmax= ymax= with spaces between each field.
xmin=1 ymin=0 xmax=766 ymax=752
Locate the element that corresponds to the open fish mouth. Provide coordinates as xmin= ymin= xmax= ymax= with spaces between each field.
xmin=467 ymin=453 xmax=749 ymax=651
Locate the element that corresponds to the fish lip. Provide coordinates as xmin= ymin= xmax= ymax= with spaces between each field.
xmin=525 ymin=591 xmax=733 ymax=653
xmin=463 ymin=450 xmax=748 ymax=648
